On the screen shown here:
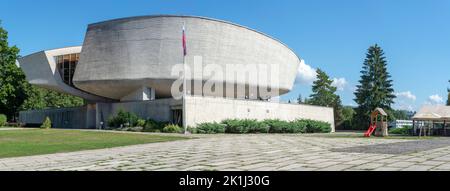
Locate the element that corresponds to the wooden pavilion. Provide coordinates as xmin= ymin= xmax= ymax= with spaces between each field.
xmin=412 ymin=105 xmax=450 ymax=136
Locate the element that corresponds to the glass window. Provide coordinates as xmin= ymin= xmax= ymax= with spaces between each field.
xmin=55 ymin=53 xmax=79 ymax=87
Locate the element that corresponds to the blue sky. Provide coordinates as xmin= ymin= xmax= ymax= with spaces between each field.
xmin=1 ymin=0 xmax=449 ymax=110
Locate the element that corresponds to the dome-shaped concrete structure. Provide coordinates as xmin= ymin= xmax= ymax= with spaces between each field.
xmin=73 ymin=15 xmax=301 ymax=100
xmin=18 ymin=15 xmax=335 ymax=132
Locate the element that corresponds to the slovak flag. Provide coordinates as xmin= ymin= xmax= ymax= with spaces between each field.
xmin=182 ymin=24 xmax=187 ymax=56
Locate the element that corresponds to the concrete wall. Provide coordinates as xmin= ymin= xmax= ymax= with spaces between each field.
xmin=96 ymin=99 xmax=181 ymax=128
xmin=74 ymin=15 xmax=300 ymax=100
xmin=18 ymin=105 xmax=96 ymax=129
xmin=185 ymin=96 xmax=335 ymax=132
xmin=19 ymin=97 xmax=334 ymax=132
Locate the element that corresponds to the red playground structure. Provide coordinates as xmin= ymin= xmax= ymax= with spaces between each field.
xmin=364 ymin=108 xmax=389 ymax=137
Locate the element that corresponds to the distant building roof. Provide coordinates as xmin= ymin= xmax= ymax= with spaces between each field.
xmin=413 ymin=105 xmax=450 ymax=121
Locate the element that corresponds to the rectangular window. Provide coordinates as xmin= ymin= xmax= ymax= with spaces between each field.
xmin=57 ymin=54 xmax=79 ymax=87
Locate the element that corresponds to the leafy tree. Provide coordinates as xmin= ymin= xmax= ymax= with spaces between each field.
xmin=0 ymin=22 xmax=28 ymax=121
xmin=340 ymin=106 xmax=356 ymax=130
xmin=308 ymin=69 xmax=343 ymax=127
xmin=20 ymin=85 xmax=85 ymax=110
xmin=389 ymin=109 xmax=410 ymax=120
xmin=354 ymin=44 xmax=396 ymax=129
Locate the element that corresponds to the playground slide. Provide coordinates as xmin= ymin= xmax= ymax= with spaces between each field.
xmin=364 ymin=124 xmax=377 ymax=137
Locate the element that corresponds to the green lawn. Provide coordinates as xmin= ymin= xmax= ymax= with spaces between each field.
xmin=0 ymin=129 xmax=189 ymax=159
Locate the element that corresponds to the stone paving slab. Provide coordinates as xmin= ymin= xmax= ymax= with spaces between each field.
xmin=0 ymin=134 xmax=450 ymax=171
xmin=331 ymin=138 xmax=450 ymax=154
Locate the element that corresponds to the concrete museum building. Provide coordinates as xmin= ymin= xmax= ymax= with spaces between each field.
xmin=18 ymin=15 xmax=335 ymax=131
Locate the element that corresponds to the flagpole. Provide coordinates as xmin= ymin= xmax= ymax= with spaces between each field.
xmin=182 ymin=22 xmax=188 ymax=135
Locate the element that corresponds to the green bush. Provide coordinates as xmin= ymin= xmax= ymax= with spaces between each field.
xmin=222 ymin=119 xmax=269 ymax=134
xmin=143 ymin=119 xmax=168 ymax=132
xmin=40 ymin=117 xmax=52 ymax=129
xmin=162 ymin=124 xmax=183 ymax=133
xmin=389 ymin=126 xmax=412 ymax=135
xmin=187 ymin=126 xmax=198 ymax=134
xmin=0 ymin=114 xmax=6 ymax=127
xmin=136 ymin=119 xmax=146 ymax=127
xmin=196 ymin=122 xmax=226 ymax=134
xmin=197 ymin=118 xmax=331 ymax=134
xmin=302 ymin=119 xmax=331 ymax=133
xmin=107 ymin=109 xmax=140 ymax=128
xmin=287 ymin=120 xmax=308 ymax=133
xmin=264 ymin=119 xmax=304 ymax=133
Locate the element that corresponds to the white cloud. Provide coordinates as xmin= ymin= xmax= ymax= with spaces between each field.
xmin=332 ymin=78 xmax=348 ymax=91
xmin=295 ymin=59 xmax=317 ymax=85
xmin=426 ymin=94 xmax=444 ymax=105
xmin=393 ymin=91 xmax=417 ymax=111
xmin=395 ymin=91 xmax=417 ymax=101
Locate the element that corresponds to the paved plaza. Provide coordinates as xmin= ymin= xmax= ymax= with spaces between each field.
xmin=1 ymin=133 xmax=450 ymax=171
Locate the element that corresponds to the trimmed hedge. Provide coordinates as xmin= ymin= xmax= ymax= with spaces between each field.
xmin=196 ymin=122 xmax=226 ymax=134
xmin=222 ymin=119 xmax=270 ymax=134
xmin=302 ymin=119 xmax=331 ymax=133
xmin=194 ymin=119 xmax=331 ymax=134
xmin=263 ymin=119 xmax=302 ymax=133
xmin=389 ymin=127 xmax=412 ymax=135
xmin=0 ymin=114 xmax=6 ymax=127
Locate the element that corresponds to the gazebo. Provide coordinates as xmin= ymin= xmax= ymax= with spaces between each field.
xmin=412 ymin=105 xmax=450 ymax=136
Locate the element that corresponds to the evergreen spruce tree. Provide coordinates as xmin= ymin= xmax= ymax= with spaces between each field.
xmin=309 ymin=69 xmax=343 ymax=127
xmin=297 ymin=94 xmax=303 ymax=104
xmin=354 ymin=44 xmax=396 ymax=129
xmin=447 ymin=92 xmax=450 ymax=106
xmin=447 ymin=80 xmax=449 ymax=106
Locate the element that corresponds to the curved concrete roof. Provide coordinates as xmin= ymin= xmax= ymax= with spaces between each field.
xmin=18 ymin=46 xmax=113 ymax=102
xmin=74 ymin=15 xmax=301 ymax=100
xmin=88 ymin=15 xmax=301 ymax=60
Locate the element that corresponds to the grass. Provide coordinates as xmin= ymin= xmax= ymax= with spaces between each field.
xmin=0 ymin=129 xmax=189 ymax=159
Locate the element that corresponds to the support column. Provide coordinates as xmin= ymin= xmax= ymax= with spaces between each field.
xmin=444 ymin=120 xmax=447 ymax=136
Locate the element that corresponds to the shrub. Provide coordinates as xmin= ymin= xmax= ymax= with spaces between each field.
xmin=193 ymin=119 xmax=331 ymax=134
xmin=162 ymin=124 xmax=183 ymax=133
xmin=0 ymin=114 xmax=6 ymax=127
xmin=288 ymin=120 xmax=308 ymax=133
xmin=40 ymin=117 xmax=52 ymax=129
xmin=187 ymin=126 xmax=198 ymax=134
xmin=264 ymin=119 xmax=303 ymax=133
xmin=302 ymin=119 xmax=331 ymax=133
xmin=389 ymin=126 xmax=412 ymax=135
xmin=222 ymin=119 xmax=269 ymax=134
xmin=107 ymin=109 xmax=140 ymax=128
xmin=136 ymin=119 xmax=146 ymax=127
xmin=196 ymin=122 xmax=226 ymax=134
xmin=143 ymin=119 xmax=168 ymax=132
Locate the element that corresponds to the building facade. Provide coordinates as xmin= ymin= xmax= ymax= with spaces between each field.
xmin=18 ymin=15 xmax=335 ymax=131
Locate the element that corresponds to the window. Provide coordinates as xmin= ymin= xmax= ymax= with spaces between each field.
xmin=55 ymin=53 xmax=80 ymax=87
